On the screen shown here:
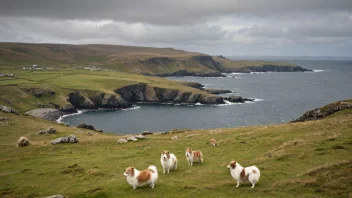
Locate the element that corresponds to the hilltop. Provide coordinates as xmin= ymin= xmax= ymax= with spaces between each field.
xmin=0 ymin=42 xmax=310 ymax=76
xmin=0 ymin=100 xmax=351 ymax=197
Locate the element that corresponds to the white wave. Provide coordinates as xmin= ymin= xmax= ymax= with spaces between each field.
xmin=195 ymin=102 xmax=204 ymax=106
xmin=250 ymin=72 xmax=266 ymax=74
xmin=215 ymin=100 xmax=238 ymax=106
xmin=56 ymin=110 xmax=84 ymax=123
xmin=313 ymin=70 xmax=325 ymax=72
xmin=231 ymin=72 xmax=245 ymax=75
xmin=121 ymin=106 xmax=141 ymax=111
xmin=253 ymin=99 xmax=264 ymax=102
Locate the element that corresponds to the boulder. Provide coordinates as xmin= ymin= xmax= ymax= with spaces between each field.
xmin=77 ymin=123 xmax=95 ymax=131
xmin=17 ymin=136 xmax=30 ymax=147
xmin=142 ymin=131 xmax=153 ymax=135
xmin=38 ymin=127 xmax=56 ymax=135
xmin=51 ymin=135 xmax=78 ymax=145
xmin=135 ymin=135 xmax=146 ymax=140
xmin=117 ymin=138 xmax=128 ymax=143
xmin=85 ymin=132 xmax=93 ymax=136
xmin=127 ymin=136 xmax=138 ymax=141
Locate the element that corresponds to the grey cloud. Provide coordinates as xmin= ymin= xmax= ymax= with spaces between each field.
xmin=1 ymin=0 xmax=352 ymax=25
xmin=1 ymin=0 xmax=352 ymax=56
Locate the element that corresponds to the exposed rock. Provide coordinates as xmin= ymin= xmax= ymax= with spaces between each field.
xmin=142 ymin=131 xmax=153 ymax=135
xmin=45 ymin=195 xmax=65 ymax=198
xmin=88 ymin=92 xmax=131 ymax=108
xmin=291 ymin=100 xmax=352 ymax=122
xmin=115 ymin=84 xmax=225 ymax=105
xmin=38 ymin=127 xmax=56 ymax=135
xmin=85 ymin=132 xmax=93 ymax=136
xmin=95 ymin=129 xmax=103 ymax=132
xmin=77 ymin=123 xmax=95 ymax=131
xmin=117 ymin=138 xmax=128 ymax=143
xmin=186 ymin=134 xmax=194 ymax=138
xmin=67 ymin=91 xmax=95 ymax=109
xmin=224 ymin=65 xmax=312 ymax=73
xmin=51 ymin=135 xmax=78 ymax=145
xmin=0 ymin=105 xmax=19 ymax=114
xmin=135 ymin=135 xmax=146 ymax=140
xmin=23 ymin=88 xmax=56 ymax=98
xmin=59 ymin=104 xmax=78 ymax=113
xmin=127 ymin=136 xmax=138 ymax=141
xmin=171 ymin=136 xmax=179 ymax=140
xmin=67 ymin=90 xmax=131 ymax=109
xmin=225 ymin=96 xmax=254 ymax=103
xmin=202 ymin=89 xmax=232 ymax=95
xmin=181 ymin=82 xmax=204 ymax=89
xmin=17 ymin=136 xmax=30 ymax=147
xmin=43 ymin=110 xmax=67 ymax=121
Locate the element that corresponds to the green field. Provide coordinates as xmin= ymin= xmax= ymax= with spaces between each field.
xmin=0 ymin=104 xmax=351 ymax=197
xmin=0 ymin=68 xmax=212 ymax=112
xmin=0 ymin=43 xmax=303 ymax=75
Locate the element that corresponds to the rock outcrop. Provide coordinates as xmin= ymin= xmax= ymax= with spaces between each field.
xmin=67 ymin=91 xmax=131 ymax=109
xmin=51 ymin=135 xmax=78 ymax=145
xmin=224 ymin=65 xmax=312 ymax=73
xmin=291 ymin=100 xmax=352 ymax=122
xmin=0 ymin=105 xmax=19 ymax=114
xmin=203 ymin=89 xmax=232 ymax=95
xmin=38 ymin=127 xmax=56 ymax=135
xmin=115 ymin=84 xmax=225 ymax=104
xmin=23 ymin=88 xmax=55 ymax=98
xmin=77 ymin=123 xmax=96 ymax=131
xmin=225 ymin=96 xmax=254 ymax=103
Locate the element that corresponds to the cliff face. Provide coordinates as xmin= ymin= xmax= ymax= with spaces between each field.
xmin=223 ymin=65 xmax=311 ymax=73
xmin=291 ymin=100 xmax=352 ymax=122
xmin=115 ymin=84 xmax=225 ymax=104
xmin=67 ymin=91 xmax=132 ymax=109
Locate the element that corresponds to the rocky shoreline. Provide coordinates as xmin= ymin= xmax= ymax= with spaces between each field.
xmin=23 ymin=82 xmax=254 ymax=122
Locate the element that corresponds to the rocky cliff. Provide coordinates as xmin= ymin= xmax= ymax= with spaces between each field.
xmin=222 ymin=65 xmax=311 ymax=73
xmin=115 ymin=84 xmax=225 ymax=104
xmin=67 ymin=91 xmax=132 ymax=109
xmin=291 ymin=100 xmax=352 ymax=122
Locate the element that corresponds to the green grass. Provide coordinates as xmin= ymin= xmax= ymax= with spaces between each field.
xmin=0 ymin=69 xmax=213 ymax=112
xmin=0 ymin=43 xmax=300 ymax=76
xmin=0 ymin=108 xmax=351 ymax=197
xmin=213 ymin=56 xmax=297 ymax=70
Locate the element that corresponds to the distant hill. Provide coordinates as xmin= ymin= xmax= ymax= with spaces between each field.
xmin=0 ymin=42 xmax=310 ymax=76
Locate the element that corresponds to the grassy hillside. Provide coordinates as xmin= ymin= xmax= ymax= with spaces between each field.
xmin=0 ymin=68 xmax=213 ymax=112
xmin=212 ymin=56 xmax=310 ymax=73
xmin=0 ymin=103 xmax=351 ymax=197
xmin=0 ymin=43 xmax=305 ymax=76
xmin=0 ymin=43 xmax=218 ymax=75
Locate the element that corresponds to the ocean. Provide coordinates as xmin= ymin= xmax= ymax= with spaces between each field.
xmin=61 ymin=60 xmax=352 ymax=134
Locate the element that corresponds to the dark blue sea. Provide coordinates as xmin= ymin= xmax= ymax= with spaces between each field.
xmin=61 ymin=60 xmax=352 ymax=134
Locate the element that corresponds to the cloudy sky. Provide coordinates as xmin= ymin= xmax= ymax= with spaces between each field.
xmin=1 ymin=0 xmax=352 ymax=56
